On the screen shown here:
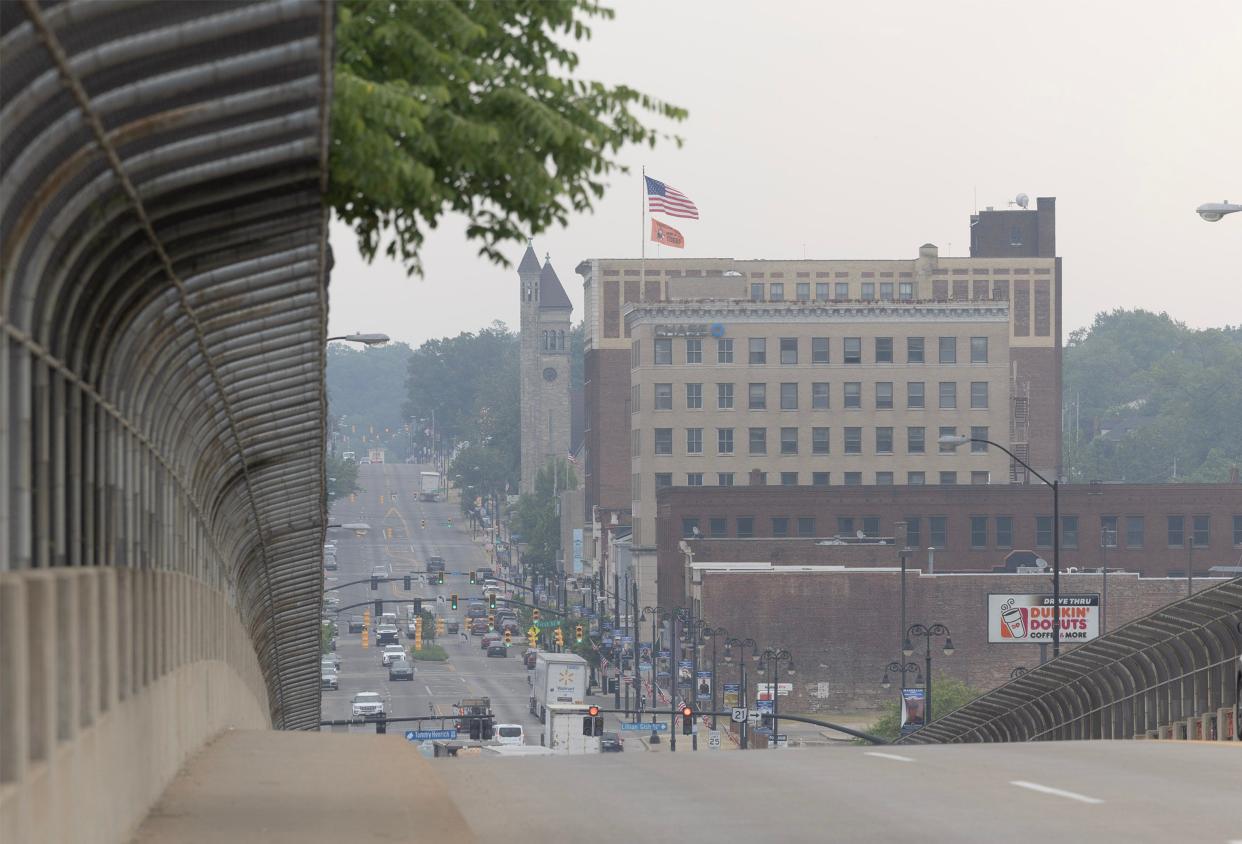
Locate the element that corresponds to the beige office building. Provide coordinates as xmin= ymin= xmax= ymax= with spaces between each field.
xmin=626 ymin=298 xmax=1013 ymax=549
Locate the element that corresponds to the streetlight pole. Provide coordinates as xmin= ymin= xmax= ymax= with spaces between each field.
xmin=894 ymin=520 xmax=908 ymax=698
xmin=641 ymin=606 xmax=666 ymax=743
xmin=939 ymin=434 xmax=1061 ymax=658
xmin=669 ymin=611 xmax=680 ymax=753
xmin=904 ymin=623 xmax=953 ymax=725
xmin=724 ymin=637 xmax=757 ymax=749
xmin=703 ymin=626 xmax=727 ymax=731
xmin=759 ymin=649 xmax=794 ymax=748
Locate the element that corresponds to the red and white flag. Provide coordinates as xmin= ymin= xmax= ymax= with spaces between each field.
xmin=645 ymin=175 xmax=699 ymax=219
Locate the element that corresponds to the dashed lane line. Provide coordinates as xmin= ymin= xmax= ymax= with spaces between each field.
xmin=865 ymin=752 xmax=915 ymax=762
xmin=1009 ymin=781 xmax=1103 ymax=805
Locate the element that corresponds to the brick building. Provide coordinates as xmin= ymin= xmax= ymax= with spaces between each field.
xmin=577 ymin=198 xmax=1063 ymax=604
xmin=657 ymin=483 xmax=1242 ymax=609
xmin=689 ymin=565 xmax=1223 ymax=713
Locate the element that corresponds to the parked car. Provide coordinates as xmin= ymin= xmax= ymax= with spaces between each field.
xmin=486 ymin=642 xmax=508 ymax=658
xmin=600 ymin=732 xmax=624 ymax=752
xmin=321 ymin=670 xmax=338 ymax=691
xmin=347 ymin=616 xmax=365 ymax=633
xmin=351 ymin=691 xmax=384 ymax=720
xmin=380 ymin=645 xmax=406 ymax=666
xmin=388 ymin=659 xmax=414 ymax=681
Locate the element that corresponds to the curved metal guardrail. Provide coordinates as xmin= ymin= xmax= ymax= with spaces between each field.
xmin=1 ymin=0 xmax=332 ymax=729
xmin=898 ymin=576 xmax=1242 ymax=743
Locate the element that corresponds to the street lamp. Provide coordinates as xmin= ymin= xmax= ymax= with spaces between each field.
xmin=723 ymin=637 xmax=758 ymax=748
xmin=701 ymin=626 xmax=728 ymax=730
xmin=1195 ymin=201 xmax=1242 ymax=222
xmin=893 ymin=519 xmax=910 ymax=695
xmin=640 ymin=606 xmax=668 ymax=743
xmin=880 ymin=661 xmax=921 ymax=690
xmin=326 ymin=332 xmax=390 ymax=345
xmin=905 ymin=623 xmax=952 ymax=726
xmin=758 ymin=648 xmax=794 ymax=749
xmin=940 ymin=432 xmax=1063 ymax=658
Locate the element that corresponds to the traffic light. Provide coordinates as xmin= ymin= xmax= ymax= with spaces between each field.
xmin=420 ymin=519 xmax=426 ymax=530
xmin=554 ymin=627 xmax=564 ymax=649
xmin=435 ymin=572 xmax=445 ymax=585
xmin=436 ymin=617 xmax=445 ymax=636
xmin=469 ymin=718 xmax=481 ymax=740
xmin=489 ymin=592 xmax=497 ymax=610
xmin=403 ymin=574 xmax=411 ymax=591
xmin=482 ymin=717 xmax=493 ymax=740
xmin=469 ymin=572 xmax=476 ymax=584
xmin=487 ymin=613 xmax=495 ymax=628
xmin=527 ymin=630 xmax=538 ymax=648
xmin=370 ymin=575 xmax=379 ymax=591
xmin=575 ymin=624 xmax=584 ymax=644
xmin=450 ymin=594 xmax=458 ymax=610
xmin=681 ymin=705 xmax=694 ymax=735
xmin=503 ymin=630 xmax=512 ymax=646
xmin=532 ymin=609 xmax=541 ymax=621
xmin=413 ymin=598 xmax=423 ymax=614
xmin=373 ymin=599 xmax=382 ymax=617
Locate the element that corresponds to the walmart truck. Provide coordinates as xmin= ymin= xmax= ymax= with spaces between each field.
xmin=529 ymin=652 xmax=588 ymax=722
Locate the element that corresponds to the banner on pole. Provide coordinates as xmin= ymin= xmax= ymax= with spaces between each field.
xmin=650 ymin=219 xmax=685 ymax=248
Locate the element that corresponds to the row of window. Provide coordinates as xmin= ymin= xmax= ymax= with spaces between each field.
xmin=642 ymin=425 xmax=990 ymax=456
xmin=541 ymin=330 xmax=566 ymax=351
xmin=639 ymin=335 xmax=990 ymax=367
xmin=654 ymin=470 xmax=992 ymax=491
xmin=744 ymin=280 xmax=1014 ymax=304
xmin=638 ymin=380 xmax=991 ymax=411
xmin=678 ymin=514 xmax=1242 ymax=548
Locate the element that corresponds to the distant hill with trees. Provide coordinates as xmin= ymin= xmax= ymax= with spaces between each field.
xmin=1062 ymin=310 xmax=1242 ymax=483
xmin=326 ymin=342 xmax=414 ymax=459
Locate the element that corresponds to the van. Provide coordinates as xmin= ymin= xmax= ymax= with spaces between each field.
xmin=494 ymin=724 xmax=524 ymax=746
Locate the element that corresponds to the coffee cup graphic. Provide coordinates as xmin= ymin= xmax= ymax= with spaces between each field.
xmin=1000 ymin=599 xmax=1027 ymax=638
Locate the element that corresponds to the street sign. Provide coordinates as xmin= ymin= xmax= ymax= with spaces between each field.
xmin=708 ymin=731 xmax=721 ymax=749
xmin=747 ymin=710 xmax=762 ymax=724
xmin=731 ymin=707 xmax=748 ymax=723
xmin=620 ymin=722 xmax=668 ymax=732
xmin=535 ymin=619 xmax=561 ymax=629
xmin=405 ymin=729 xmax=457 ymax=741
xmin=527 ymin=626 xmax=539 ymax=639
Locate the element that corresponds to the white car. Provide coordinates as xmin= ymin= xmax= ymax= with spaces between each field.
xmin=321 ymin=655 xmax=340 ymax=672
xmin=494 ymin=724 xmax=524 ymax=746
xmin=351 ymin=691 xmax=384 ymax=720
xmin=321 ymin=670 xmax=338 ymax=691
xmin=380 ymin=645 xmax=406 ymax=666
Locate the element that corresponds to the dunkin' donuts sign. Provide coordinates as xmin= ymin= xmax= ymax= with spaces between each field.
xmin=987 ymin=594 xmax=1100 ymax=644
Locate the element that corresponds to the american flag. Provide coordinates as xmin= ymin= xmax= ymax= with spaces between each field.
xmin=645 ymin=176 xmax=699 ymax=219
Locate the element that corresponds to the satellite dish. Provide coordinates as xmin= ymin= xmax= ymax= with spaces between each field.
xmin=1015 ymin=193 xmax=1030 ymax=209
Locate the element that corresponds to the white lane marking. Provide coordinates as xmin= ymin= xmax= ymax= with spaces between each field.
xmin=425 ymin=685 xmax=434 ymax=695
xmin=1009 ymin=780 xmax=1103 ymax=805
xmin=865 ymin=752 xmax=915 ymax=762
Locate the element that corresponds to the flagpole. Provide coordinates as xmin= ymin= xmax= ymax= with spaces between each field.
xmin=641 ymin=165 xmax=646 ymax=287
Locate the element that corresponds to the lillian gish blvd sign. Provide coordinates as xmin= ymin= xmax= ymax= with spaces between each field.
xmin=621 ymin=722 xmax=668 ymax=732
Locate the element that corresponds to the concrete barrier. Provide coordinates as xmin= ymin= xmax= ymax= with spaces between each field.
xmin=0 ymin=568 xmax=270 ymax=844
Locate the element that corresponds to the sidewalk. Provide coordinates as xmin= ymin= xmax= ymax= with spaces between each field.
xmin=131 ymin=729 xmax=473 ymax=843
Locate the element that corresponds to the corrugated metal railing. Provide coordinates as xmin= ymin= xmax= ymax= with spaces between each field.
xmin=1 ymin=0 xmax=331 ymax=730
xmin=898 ymin=576 xmax=1242 ymax=743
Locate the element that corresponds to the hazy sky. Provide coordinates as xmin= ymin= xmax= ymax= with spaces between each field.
xmin=328 ymin=0 xmax=1242 ymax=349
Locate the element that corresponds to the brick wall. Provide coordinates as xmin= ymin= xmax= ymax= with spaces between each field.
xmin=585 ymin=348 xmax=633 ymax=514
xmin=698 ymin=568 xmax=1222 ymax=713
xmin=658 ymin=483 xmax=1242 ymax=607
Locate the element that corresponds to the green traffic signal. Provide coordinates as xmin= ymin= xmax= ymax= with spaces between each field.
xmin=450 ymin=594 xmax=458 ymax=610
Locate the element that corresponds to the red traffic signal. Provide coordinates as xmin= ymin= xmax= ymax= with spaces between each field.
xmin=681 ymin=705 xmax=694 ymax=735
xmin=681 ymin=705 xmax=693 ymax=718
xmin=587 ymin=705 xmax=600 ymax=717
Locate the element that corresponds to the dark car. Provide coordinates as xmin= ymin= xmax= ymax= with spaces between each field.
xmin=600 ymin=732 xmax=624 ymax=752
xmin=523 ymin=649 xmax=539 ymax=669
xmin=466 ymin=604 xmax=488 ymax=620
xmin=388 ymin=658 xmax=414 ymax=681
xmin=486 ymin=642 xmax=508 ymax=658
xmin=499 ymin=618 xmax=522 ymax=635
xmin=470 ymin=617 xmax=489 ymax=635
xmin=427 ymin=555 xmax=445 ymax=573
xmin=480 ymin=630 xmax=503 ymax=649
xmin=347 ymin=616 xmax=365 ymax=633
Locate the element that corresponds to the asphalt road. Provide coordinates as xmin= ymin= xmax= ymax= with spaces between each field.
xmin=436 ymin=739 xmax=1242 ymax=842
xmin=322 ymin=462 xmax=544 ymax=740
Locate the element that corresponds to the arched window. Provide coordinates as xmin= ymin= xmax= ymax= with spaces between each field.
xmin=541 ymin=331 xmax=548 ymax=350
xmin=558 ymin=330 xmax=565 ymax=350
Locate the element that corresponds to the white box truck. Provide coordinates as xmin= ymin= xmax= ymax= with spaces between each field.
xmin=529 ymin=652 xmax=588 ymax=722
xmin=419 ymin=471 xmax=440 ymax=501
xmin=542 ymin=705 xmax=602 ymax=754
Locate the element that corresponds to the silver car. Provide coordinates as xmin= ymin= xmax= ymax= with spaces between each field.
xmin=351 ymin=691 xmax=385 ymax=720
xmin=321 ymin=670 xmax=338 ymax=691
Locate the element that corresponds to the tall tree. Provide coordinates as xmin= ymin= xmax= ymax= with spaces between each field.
xmin=332 ymin=0 xmax=686 ymax=275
